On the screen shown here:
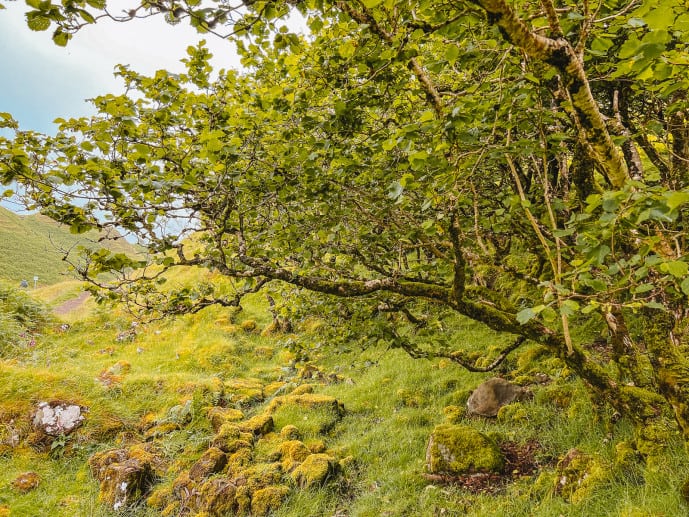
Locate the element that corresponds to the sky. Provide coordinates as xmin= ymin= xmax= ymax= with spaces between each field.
xmin=0 ymin=1 xmax=244 ymax=134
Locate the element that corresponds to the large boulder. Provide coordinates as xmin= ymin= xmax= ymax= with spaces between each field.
xmin=425 ymin=424 xmax=504 ymax=475
xmin=466 ymin=378 xmax=530 ymax=417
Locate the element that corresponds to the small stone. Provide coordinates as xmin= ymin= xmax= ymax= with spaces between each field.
xmin=11 ymin=471 xmax=40 ymax=493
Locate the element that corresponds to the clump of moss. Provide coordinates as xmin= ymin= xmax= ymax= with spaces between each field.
xmin=442 ymin=405 xmax=465 ymax=424
xmin=240 ymin=320 xmax=257 ymax=332
xmin=497 ymin=402 xmax=530 ymax=423
xmin=207 ymin=407 xmax=244 ymax=431
xmin=267 ymin=394 xmax=345 ymax=436
xmin=554 ymin=448 xmax=610 ymax=504
xmin=251 ymin=485 xmax=290 ymax=516
xmin=425 ymin=424 xmax=504 ymax=475
xmin=238 ymin=414 xmax=274 ymax=437
xmin=279 ymin=440 xmax=312 ymax=471
xmin=188 ymin=447 xmax=227 ymax=481
xmin=291 ymin=453 xmax=340 ymax=488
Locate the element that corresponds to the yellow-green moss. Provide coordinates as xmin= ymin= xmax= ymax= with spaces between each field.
xmin=280 ymin=424 xmax=301 ymax=440
xmin=279 ymin=440 xmax=311 ymax=471
xmin=188 ymin=447 xmax=228 ymax=481
xmin=240 ymin=320 xmax=257 ymax=332
xmin=442 ymin=405 xmax=465 ymax=424
xmin=554 ymin=449 xmax=610 ymax=504
xmin=207 ymin=407 xmax=244 ymax=431
xmin=291 ymin=454 xmax=339 ymax=488
xmin=497 ymin=402 xmax=530 ymax=423
xmin=198 ymin=477 xmax=238 ymax=515
xmin=425 ymin=424 xmax=504 ymax=475
xmin=291 ymin=384 xmax=315 ymax=395
xmin=238 ymin=413 xmax=274 ymax=436
xmin=251 ymin=485 xmax=290 ymax=516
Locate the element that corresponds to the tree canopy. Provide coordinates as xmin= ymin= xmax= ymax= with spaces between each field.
xmin=3 ymin=0 xmax=689 ymax=478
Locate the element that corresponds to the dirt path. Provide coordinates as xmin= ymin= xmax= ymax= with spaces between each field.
xmin=53 ymin=291 xmax=91 ymax=316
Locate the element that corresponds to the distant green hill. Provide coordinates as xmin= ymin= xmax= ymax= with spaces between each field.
xmin=0 ymin=206 xmax=142 ymax=286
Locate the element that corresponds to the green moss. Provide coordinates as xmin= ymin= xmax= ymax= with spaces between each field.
xmin=554 ymin=449 xmax=610 ymax=504
xmin=279 ymin=440 xmax=312 ymax=471
xmin=238 ymin=413 xmax=274 ymax=437
xmin=291 ymin=454 xmax=339 ymax=488
xmin=425 ymin=424 xmax=504 ymax=475
xmin=497 ymin=402 xmax=530 ymax=423
xmin=251 ymin=485 xmax=290 ymax=516
xmin=207 ymin=407 xmax=244 ymax=431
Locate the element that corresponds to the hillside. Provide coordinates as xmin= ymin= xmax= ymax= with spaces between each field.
xmin=0 ymin=280 xmax=688 ymax=516
xmin=0 ymin=206 xmax=141 ymax=286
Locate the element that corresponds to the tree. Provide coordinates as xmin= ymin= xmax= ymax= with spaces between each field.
xmin=3 ymin=0 xmax=689 ymax=479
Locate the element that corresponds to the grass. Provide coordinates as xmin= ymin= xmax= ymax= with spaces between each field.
xmin=1 ymin=281 xmax=689 ymax=516
xmin=0 ymin=206 xmax=141 ymax=286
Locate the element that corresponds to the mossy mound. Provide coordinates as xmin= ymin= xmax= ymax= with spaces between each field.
xmin=554 ymin=448 xmax=610 ymax=504
xmin=425 ymin=424 xmax=504 ymax=475
xmin=145 ymin=393 xmax=347 ymax=515
xmin=89 ymin=445 xmax=161 ymax=511
xmin=291 ymin=453 xmax=340 ymax=488
xmin=267 ymin=394 xmax=345 ymax=436
xmin=225 ymin=378 xmax=265 ymax=407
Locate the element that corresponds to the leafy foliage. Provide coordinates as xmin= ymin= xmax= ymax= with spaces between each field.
xmin=3 ymin=0 xmax=689 ymax=481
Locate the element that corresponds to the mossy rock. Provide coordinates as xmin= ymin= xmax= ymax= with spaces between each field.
xmin=280 ymin=424 xmax=301 ymax=440
xmin=11 ymin=471 xmax=40 ymax=493
xmin=96 ymin=458 xmax=155 ymax=510
xmin=425 ymin=424 xmax=504 ymax=475
xmin=198 ymin=477 xmax=238 ymax=516
xmin=225 ymin=378 xmax=265 ymax=407
xmin=497 ymin=402 xmax=530 ymax=423
xmin=238 ymin=413 xmax=274 ymax=437
xmin=235 ymin=461 xmax=283 ymax=491
xmin=267 ymin=394 xmax=344 ymax=436
xmin=279 ymin=440 xmax=312 ymax=471
xmin=251 ymin=485 xmax=290 ymax=516
xmin=291 ymin=453 xmax=340 ymax=488
xmin=291 ymin=384 xmax=315 ymax=395
xmin=146 ymin=485 xmax=173 ymax=510
xmin=207 ymin=407 xmax=244 ymax=431
xmin=554 ymin=448 xmax=609 ymax=504
xmin=442 ymin=405 xmax=465 ymax=424
xmin=188 ymin=447 xmax=228 ymax=481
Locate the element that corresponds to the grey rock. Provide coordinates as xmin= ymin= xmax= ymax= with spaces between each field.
xmin=466 ymin=378 xmax=530 ymax=417
xmin=32 ymin=401 xmax=85 ymax=436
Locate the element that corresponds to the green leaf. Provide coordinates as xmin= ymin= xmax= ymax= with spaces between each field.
xmin=680 ymin=277 xmax=689 ymax=296
xmin=361 ymin=0 xmax=384 ymax=7
xmin=660 ymin=260 xmax=689 ymax=278
xmin=516 ymin=305 xmax=545 ymax=324
xmin=52 ymin=30 xmax=70 ymax=46
xmin=26 ymin=13 xmax=50 ymax=31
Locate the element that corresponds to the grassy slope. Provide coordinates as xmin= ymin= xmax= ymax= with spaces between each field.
xmin=1 ymin=282 xmax=688 ymax=516
xmin=0 ymin=206 xmax=140 ymax=286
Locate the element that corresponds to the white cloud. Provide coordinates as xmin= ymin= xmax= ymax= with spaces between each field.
xmin=0 ymin=3 xmax=241 ymax=131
